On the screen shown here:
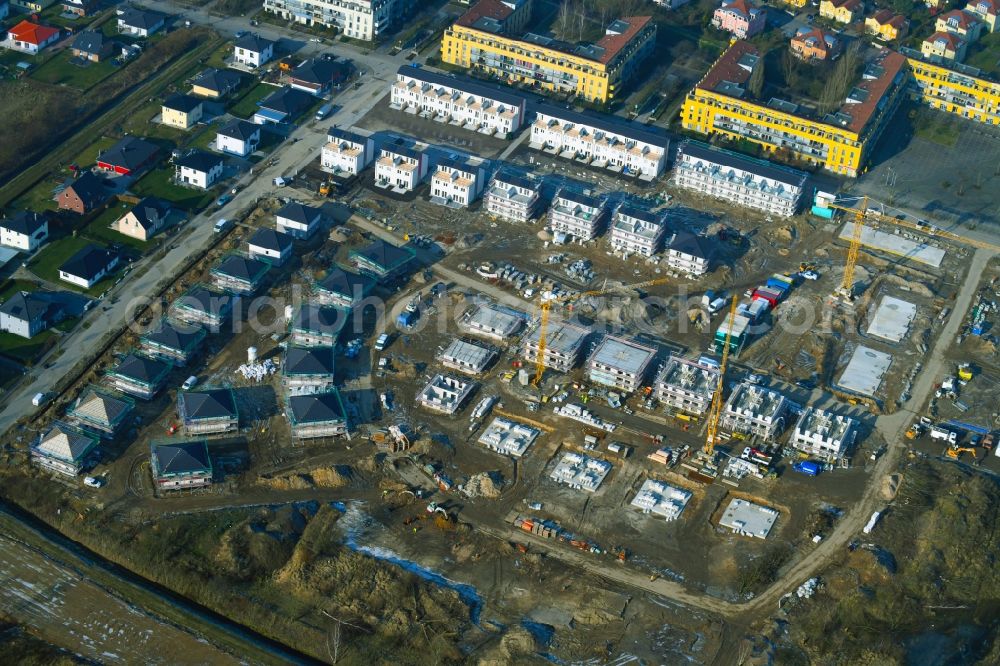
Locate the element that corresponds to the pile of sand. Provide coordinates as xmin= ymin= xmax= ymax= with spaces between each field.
xmin=881 ymin=474 xmax=901 ymax=501
xmin=465 ymin=471 xmax=504 ymax=499
xmin=258 ymin=465 xmax=352 ymax=490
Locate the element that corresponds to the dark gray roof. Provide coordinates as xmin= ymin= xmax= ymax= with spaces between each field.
xmin=163 ymin=93 xmax=203 ymax=114
xmin=676 ymin=140 xmax=809 ymax=189
xmin=98 ymin=136 xmax=159 ymax=172
xmin=65 ymin=172 xmax=108 ymax=209
xmin=234 ymin=33 xmax=273 ymax=53
xmin=0 ymin=210 xmax=47 ymax=236
xmin=284 ymin=346 xmax=335 ymax=376
xmin=350 ymin=240 xmax=416 ymax=272
xmin=248 ymin=228 xmax=294 ymax=253
xmin=276 ymin=201 xmax=321 ymax=224
xmin=288 ymin=390 xmax=346 ymax=423
xmin=141 ymin=319 xmax=205 ymax=352
xmin=492 ymin=169 xmax=539 ymax=192
xmin=59 ymin=244 xmax=116 ymax=281
xmin=0 ymin=291 xmax=55 ymax=323
xmin=176 ymin=286 xmax=230 ymax=316
xmin=397 ymin=64 xmax=525 ymax=109
xmin=316 ymin=266 xmax=371 ymax=298
xmin=556 ymin=188 xmax=604 ymax=210
xmin=152 ymin=440 xmax=211 ymax=475
xmin=193 ymin=68 xmax=243 ymax=95
xmin=211 ymin=254 xmax=269 ymax=283
xmin=179 ymin=388 xmax=237 ymax=420
xmin=291 ymin=57 xmax=351 ymax=86
xmin=73 ymin=30 xmax=108 ymax=55
xmin=327 ymin=127 xmax=369 ymax=145
xmin=128 ymin=197 xmax=170 ymax=231
xmin=112 ymin=353 xmax=170 ymax=384
xmin=615 ymin=203 xmax=662 ymax=225
xmin=259 ymin=86 xmax=313 ymax=115
xmin=669 ymin=230 xmax=707 ymax=259
xmin=292 ymin=304 xmax=348 ymax=335
xmin=176 ymin=150 xmax=223 ymax=173
xmin=535 ymin=102 xmax=670 ymax=149
xmin=218 ymin=118 xmax=259 ymax=141
xmin=437 ymin=156 xmax=479 ymax=174
xmin=381 ymin=138 xmax=423 ymax=162
xmin=119 ymin=7 xmax=166 ymax=30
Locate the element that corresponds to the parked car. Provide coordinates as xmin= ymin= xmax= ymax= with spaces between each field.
xmin=216 ymin=194 xmax=233 ymax=207
xmin=84 ymin=476 xmax=103 ymax=488
xmin=800 ymin=270 xmax=820 ymax=281
xmin=182 ymin=375 xmax=198 ymax=390
xmin=214 ymin=218 xmax=231 ymax=233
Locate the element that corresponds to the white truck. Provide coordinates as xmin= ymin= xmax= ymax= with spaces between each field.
xmin=929 ymin=426 xmax=958 ymax=445
xmin=863 ymin=510 xmax=882 ymax=534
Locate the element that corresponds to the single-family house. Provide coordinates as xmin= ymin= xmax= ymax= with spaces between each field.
xmin=58 ymin=172 xmax=108 ymax=214
xmin=151 ymin=440 xmax=213 ymax=490
xmin=922 ymin=31 xmax=968 ymax=61
xmin=711 ymin=0 xmax=767 ymax=39
xmin=216 ymin=119 xmax=261 ymax=157
xmin=966 ymin=0 xmax=1000 ymax=33
xmin=209 ymin=253 xmax=269 ymax=295
xmin=115 ymin=196 xmax=171 ymax=242
xmin=286 ymin=390 xmax=348 ymax=439
xmin=665 ymin=231 xmax=709 ymax=277
xmin=865 ymin=10 xmax=908 ymax=41
xmin=290 ymin=303 xmax=347 ymax=347
xmin=58 ymin=244 xmax=119 ymax=289
xmin=175 ymin=150 xmax=224 ymax=189
xmin=140 ymin=318 xmax=206 ymax=365
xmin=275 ymin=201 xmax=323 ymax=239
xmin=71 ymin=30 xmax=113 ymax=62
xmin=936 ymin=9 xmax=984 ymax=42
xmin=253 ymin=86 xmax=313 ymax=125
xmin=96 ymin=136 xmax=159 ymax=176
xmin=162 ymin=94 xmax=204 ymax=130
xmin=171 ymin=285 xmax=232 ymax=330
xmin=233 ymin=34 xmax=274 ymax=68
xmin=282 ymin=346 xmax=336 ymax=393
xmin=117 ymin=7 xmax=167 ymax=37
xmin=819 ymin=0 xmax=861 ymax=24
xmin=191 ymin=68 xmax=244 ymax=99
xmin=288 ymin=56 xmax=351 ymax=95
xmin=313 ymin=266 xmax=372 ymax=310
xmin=106 ymin=352 xmax=172 ymax=400
xmin=32 ymin=423 xmax=98 ymax=476
xmin=349 ymin=239 xmax=416 ymax=281
xmin=0 ymin=211 xmax=48 ymax=251
xmin=6 ymin=20 xmax=60 ymax=54
xmin=0 ymin=291 xmax=63 ymax=339
xmin=177 ymin=388 xmax=238 ymax=435
xmin=791 ymin=27 xmax=842 ymax=60
xmin=66 ymin=386 xmax=134 ymax=437
xmin=247 ymin=227 xmax=294 ymax=265
xmin=62 ymin=0 xmax=98 ymax=16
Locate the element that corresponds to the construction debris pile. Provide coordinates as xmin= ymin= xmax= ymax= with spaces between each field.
xmin=236 ymin=360 xmax=278 ymax=382
xmin=464 ymin=471 xmax=504 ymax=499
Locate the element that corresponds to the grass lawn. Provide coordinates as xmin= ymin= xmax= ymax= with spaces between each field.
xmin=28 ymin=236 xmax=95 ymax=286
xmin=54 ymin=316 xmax=80 ymax=333
xmin=228 ymin=82 xmax=277 ymax=119
xmin=120 ymin=99 xmax=189 ymax=144
xmin=913 ymin=109 xmax=960 ymax=147
xmin=965 ymin=33 xmax=1000 ymax=78
xmin=80 ymin=203 xmax=152 ymax=252
xmin=30 ymin=52 xmax=120 ymax=90
xmin=188 ymin=125 xmax=219 ymax=152
xmin=131 ymin=169 xmax=217 ymax=211
xmin=0 ymin=329 xmax=55 ymax=364
xmin=11 ymin=177 xmax=62 ymax=212
xmin=204 ymin=41 xmax=234 ymax=70
xmin=72 ymin=136 xmax=118 ymax=169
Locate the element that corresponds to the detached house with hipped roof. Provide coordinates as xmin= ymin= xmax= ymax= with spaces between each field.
xmin=0 ymin=290 xmax=63 ymax=339
xmin=865 ymin=10 xmax=908 ymax=41
xmin=32 ymin=423 xmax=99 ymax=476
xmin=140 ymin=318 xmax=206 ymax=365
xmin=177 ymin=388 xmax=238 ymax=435
xmin=216 ymin=119 xmax=261 ymax=157
xmin=106 ymin=352 xmax=172 ymax=400
xmin=276 ymin=201 xmax=324 ymax=239
xmin=349 ymin=239 xmax=416 ymax=281
xmin=283 ymin=346 xmax=336 ymax=393
xmin=0 ymin=211 xmax=48 ymax=251
xmin=67 ymin=386 xmax=134 ymax=437
xmin=96 ymin=136 xmax=159 ymax=176
xmin=151 ymin=440 xmax=213 ymax=490
xmin=247 ymin=227 xmax=294 ymax=265
xmin=175 ymin=150 xmax=224 ymax=189
xmin=71 ymin=30 xmax=112 ymax=62
xmin=171 ymin=285 xmax=232 ymax=330
xmin=290 ymin=303 xmax=348 ymax=347
xmin=233 ymin=33 xmax=274 ymax=68
xmin=210 ymin=254 xmax=270 ymax=295
xmin=117 ymin=7 xmax=166 ymax=37
xmin=6 ymin=20 xmax=60 ymax=54
xmin=162 ymin=94 xmax=204 ymax=130
xmin=313 ymin=266 xmax=373 ymax=310
xmin=58 ymin=244 xmax=119 ymax=289
xmin=286 ymin=390 xmax=348 ymax=439
xmin=711 ymin=0 xmax=766 ymax=39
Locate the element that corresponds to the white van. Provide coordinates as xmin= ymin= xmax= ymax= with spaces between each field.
xmin=214 ymin=218 xmax=230 ymax=233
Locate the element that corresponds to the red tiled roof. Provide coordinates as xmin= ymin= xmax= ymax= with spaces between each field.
xmin=455 ymin=0 xmax=514 ymax=29
xmin=970 ymin=0 xmax=1000 ymax=16
xmin=830 ymin=0 xmax=861 ymax=9
xmin=7 ymin=20 xmax=60 ymax=45
xmin=839 ymin=49 xmax=906 ymax=133
xmin=695 ymin=39 xmax=756 ymax=93
xmin=871 ymin=9 xmax=907 ymax=28
xmin=940 ymin=9 xmax=980 ymax=27
xmin=925 ymin=30 xmax=965 ymax=49
xmin=791 ymin=27 xmax=837 ymax=55
xmin=720 ymin=0 xmax=757 ymax=18
xmin=594 ymin=16 xmax=653 ymax=64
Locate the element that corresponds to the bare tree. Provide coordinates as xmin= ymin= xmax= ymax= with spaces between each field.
xmin=747 ymin=53 xmax=765 ymax=98
xmin=556 ymin=1 xmax=572 ymax=40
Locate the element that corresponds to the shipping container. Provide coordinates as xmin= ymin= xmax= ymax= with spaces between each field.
xmin=793 ymin=460 xmax=821 ymax=476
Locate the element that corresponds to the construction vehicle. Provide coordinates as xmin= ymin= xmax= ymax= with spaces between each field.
xmin=704 ymin=298 xmax=739 ymax=456
xmin=318 ymin=181 xmax=332 ymax=197
xmin=946 ymin=445 xmax=978 ymax=460
xmin=532 ymin=275 xmax=673 ymax=385
xmin=958 ymin=363 xmax=973 ymax=382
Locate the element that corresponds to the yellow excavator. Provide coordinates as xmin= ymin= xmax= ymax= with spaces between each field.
xmin=946 ymin=445 xmax=978 ymax=460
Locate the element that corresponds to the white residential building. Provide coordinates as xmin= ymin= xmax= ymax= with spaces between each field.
xmin=0 ymin=211 xmax=48 ymax=252
xmin=437 ymin=338 xmax=496 ymax=375
xmin=262 ymin=0 xmax=408 ymax=41
xmin=548 ymin=189 xmax=608 ymax=242
xmin=722 ymin=382 xmax=790 ymax=441
xmin=791 ymin=407 xmax=857 ymax=461
xmin=586 ymin=335 xmax=657 ymax=393
xmin=655 ymin=355 xmax=720 ymax=415
xmin=275 ymin=201 xmax=323 ymax=239
xmin=175 ymin=151 xmax=223 ymax=190
xmin=665 ymin=231 xmax=709 ymax=277
xmin=673 ymin=141 xmax=808 ymax=218
xmin=478 ymin=417 xmax=539 ymax=458
xmin=374 ymin=140 xmax=428 ymax=192
xmin=321 ymin=127 xmax=375 ymax=176
xmin=216 ymin=119 xmax=260 ymax=157
xmin=416 ymin=374 xmax=475 ymax=414
xmin=530 ymin=104 xmax=669 ymax=179
xmin=521 ymin=320 xmax=589 ymax=373
xmin=390 ymin=65 xmax=526 ymax=137
xmin=630 ymin=479 xmax=692 ymax=521
xmin=550 ymin=452 xmax=612 ymax=492
xmin=233 ymin=34 xmax=274 ymax=68
xmin=485 ymin=170 xmax=542 ymax=223
xmin=609 ymin=204 xmax=668 ymax=257
xmin=430 ymin=158 xmax=485 ymax=207
xmin=459 ymin=302 xmax=525 ymax=341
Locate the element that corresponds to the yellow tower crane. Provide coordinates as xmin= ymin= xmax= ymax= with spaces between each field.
xmin=704 ymin=297 xmax=739 ymax=456
xmin=532 ymin=276 xmax=674 ymax=386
